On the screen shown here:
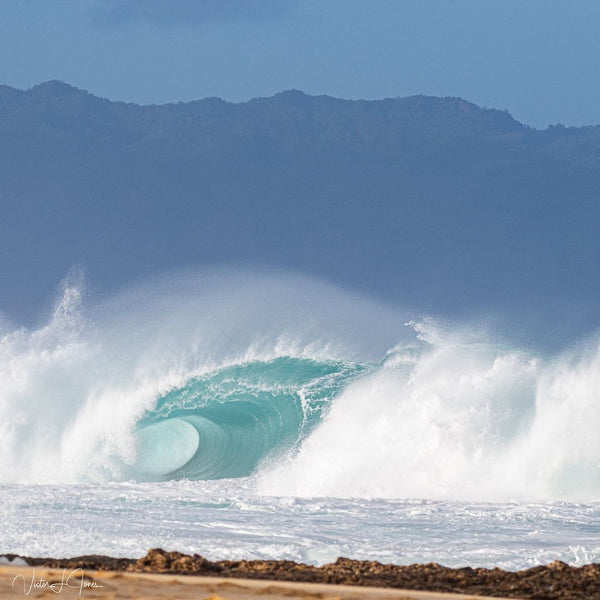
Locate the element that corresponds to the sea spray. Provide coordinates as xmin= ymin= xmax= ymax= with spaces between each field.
xmin=259 ymin=320 xmax=600 ymax=501
xmin=0 ymin=269 xmax=406 ymax=484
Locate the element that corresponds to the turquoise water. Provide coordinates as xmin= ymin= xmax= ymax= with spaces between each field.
xmin=133 ymin=357 xmax=369 ymax=480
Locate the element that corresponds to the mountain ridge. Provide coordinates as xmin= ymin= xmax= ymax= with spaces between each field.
xmin=1 ymin=80 xmax=599 ymax=346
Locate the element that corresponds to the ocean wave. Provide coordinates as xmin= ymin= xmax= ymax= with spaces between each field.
xmin=131 ymin=357 xmax=368 ymax=480
xmin=1 ymin=270 xmax=600 ymax=502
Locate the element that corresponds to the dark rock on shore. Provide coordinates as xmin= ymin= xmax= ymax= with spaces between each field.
xmin=130 ymin=548 xmax=223 ymax=574
xmin=11 ymin=549 xmax=600 ymax=599
xmin=26 ymin=553 xmax=135 ymax=572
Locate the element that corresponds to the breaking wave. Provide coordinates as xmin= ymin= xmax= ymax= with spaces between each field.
xmin=1 ymin=269 xmax=600 ymax=502
xmin=132 ymin=357 xmax=368 ymax=480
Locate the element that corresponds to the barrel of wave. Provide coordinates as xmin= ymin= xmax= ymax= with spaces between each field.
xmin=130 ymin=356 xmax=370 ymax=481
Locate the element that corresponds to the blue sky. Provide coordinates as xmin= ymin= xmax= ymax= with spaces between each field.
xmin=1 ymin=0 xmax=599 ymax=128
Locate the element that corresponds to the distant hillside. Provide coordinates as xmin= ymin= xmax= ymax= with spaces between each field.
xmin=1 ymin=81 xmax=600 ymax=342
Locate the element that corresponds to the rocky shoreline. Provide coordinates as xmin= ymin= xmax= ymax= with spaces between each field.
xmin=1 ymin=549 xmax=598 ymax=599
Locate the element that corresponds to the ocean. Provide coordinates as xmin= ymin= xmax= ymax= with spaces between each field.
xmin=1 ymin=270 xmax=599 ymax=569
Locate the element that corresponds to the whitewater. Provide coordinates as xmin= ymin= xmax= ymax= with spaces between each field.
xmin=1 ymin=269 xmax=599 ymax=569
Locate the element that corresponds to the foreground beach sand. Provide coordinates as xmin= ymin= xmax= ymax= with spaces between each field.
xmin=4 ymin=549 xmax=600 ymax=598
xmin=0 ymin=566 xmax=516 ymax=600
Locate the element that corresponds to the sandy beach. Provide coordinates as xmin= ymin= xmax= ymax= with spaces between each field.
xmin=0 ymin=566 xmax=516 ymax=600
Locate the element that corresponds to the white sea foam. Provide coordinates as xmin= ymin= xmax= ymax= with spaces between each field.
xmin=259 ymin=319 xmax=600 ymax=501
xmin=1 ymin=480 xmax=599 ymax=569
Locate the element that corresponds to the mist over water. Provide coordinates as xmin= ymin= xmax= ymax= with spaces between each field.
xmin=1 ymin=268 xmax=600 ymax=503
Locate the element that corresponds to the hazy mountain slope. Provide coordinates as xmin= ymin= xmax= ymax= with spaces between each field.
xmin=1 ymin=81 xmax=599 ymax=342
